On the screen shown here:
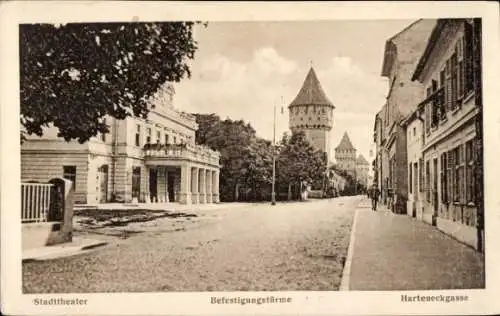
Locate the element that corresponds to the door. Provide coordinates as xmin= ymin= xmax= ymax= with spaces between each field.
xmin=132 ymin=167 xmax=141 ymax=201
xmin=98 ymin=165 xmax=109 ymax=203
xmin=432 ymin=158 xmax=438 ymax=226
xmin=149 ymin=168 xmax=158 ymax=202
xmin=167 ymin=172 xmax=175 ymax=202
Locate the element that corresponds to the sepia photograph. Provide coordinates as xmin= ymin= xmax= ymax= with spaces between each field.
xmin=1 ymin=1 xmax=499 ymax=315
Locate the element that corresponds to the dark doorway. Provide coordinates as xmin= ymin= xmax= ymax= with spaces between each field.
xmin=432 ymin=158 xmax=439 ymax=226
xmin=149 ymin=168 xmax=158 ymax=202
xmin=167 ymin=172 xmax=175 ymax=202
xmin=132 ymin=167 xmax=141 ymax=201
xmin=98 ymin=165 xmax=109 ymax=203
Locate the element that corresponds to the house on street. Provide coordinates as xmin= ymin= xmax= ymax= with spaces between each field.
xmin=355 ymin=154 xmax=370 ymax=188
xmin=334 ymin=132 xmax=357 ymax=178
xmin=377 ymin=19 xmax=436 ymax=214
xmin=21 ymin=83 xmax=221 ymax=205
xmin=410 ymin=19 xmax=483 ymax=251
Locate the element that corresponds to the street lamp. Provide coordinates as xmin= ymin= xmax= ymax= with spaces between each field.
xmin=271 ymin=96 xmax=284 ymax=206
xmin=271 ymin=101 xmax=277 ymax=206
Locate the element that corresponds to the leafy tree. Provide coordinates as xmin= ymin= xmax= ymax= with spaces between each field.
xmin=277 ymin=131 xmax=327 ymax=200
xmin=20 ymin=22 xmax=203 ymax=143
xmin=193 ymin=114 xmax=260 ymax=201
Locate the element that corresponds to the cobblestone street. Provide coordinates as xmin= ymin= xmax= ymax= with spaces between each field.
xmin=23 ymin=197 xmax=359 ymax=293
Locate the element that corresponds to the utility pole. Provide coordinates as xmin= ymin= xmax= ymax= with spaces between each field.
xmin=271 ymin=100 xmax=277 ymax=206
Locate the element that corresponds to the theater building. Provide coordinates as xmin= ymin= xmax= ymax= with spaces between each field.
xmin=21 ymin=83 xmax=221 ymax=205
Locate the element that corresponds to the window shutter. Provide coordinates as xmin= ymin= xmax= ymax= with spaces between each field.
xmin=464 ymin=21 xmax=474 ymax=94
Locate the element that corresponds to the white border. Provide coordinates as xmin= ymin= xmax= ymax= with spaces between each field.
xmin=1 ymin=1 xmax=500 ymax=315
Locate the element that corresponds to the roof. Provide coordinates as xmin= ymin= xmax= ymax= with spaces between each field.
xmin=335 ymin=132 xmax=356 ymax=151
xmin=381 ymin=19 xmax=423 ymax=77
xmin=356 ymin=154 xmax=369 ymax=165
xmin=289 ymin=67 xmax=335 ymax=108
xmin=411 ymin=19 xmax=448 ymax=82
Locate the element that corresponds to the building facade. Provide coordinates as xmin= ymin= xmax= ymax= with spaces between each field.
xmin=355 ymin=154 xmax=370 ymax=188
xmin=21 ymin=83 xmax=221 ymax=205
xmin=334 ymin=132 xmax=357 ymax=177
xmin=377 ymin=19 xmax=436 ymax=213
xmin=411 ymin=19 xmax=483 ymax=250
xmin=289 ymin=67 xmax=335 ymax=162
xmin=401 ymin=110 xmax=424 ymax=219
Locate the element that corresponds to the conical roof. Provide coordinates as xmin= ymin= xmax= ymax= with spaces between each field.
xmin=356 ymin=154 xmax=369 ymax=165
xmin=336 ymin=132 xmax=355 ymax=150
xmin=290 ymin=67 xmax=335 ymax=108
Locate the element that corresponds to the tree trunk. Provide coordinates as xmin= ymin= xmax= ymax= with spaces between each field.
xmin=287 ymin=183 xmax=292 ymax=201
xmin=234 ymin=183 xmax=240 ymax=202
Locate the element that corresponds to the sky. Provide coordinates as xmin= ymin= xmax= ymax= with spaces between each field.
xmin=172 ymin=20 xmax=415 ymax=164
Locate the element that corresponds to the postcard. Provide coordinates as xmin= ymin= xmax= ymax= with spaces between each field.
xmin=1 ymin=1 xmax=499 ymax=315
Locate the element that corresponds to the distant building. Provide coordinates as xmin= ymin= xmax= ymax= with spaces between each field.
xmin=334 ymin=132 xmax=357 ymax=177
xmin=377 ymin=19 xmax=436 ymax=214
xmin=410 ymin=19 xmax=482 ymax=251
xmin=21 ymin=83 xmax=221 ymax=205
xmin=401 ymin=109 xmax=424 ymax=220
xmin=355 ymin=154 xmax=370 ymax=187
xmin=289 ymin=66 xmax=335 ymax=162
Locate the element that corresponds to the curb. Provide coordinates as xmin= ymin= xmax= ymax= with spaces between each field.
xmin=339 ymin=208 xmax=359 ymax=291
xmin=22 ymin=241 xmax=108 ymax=262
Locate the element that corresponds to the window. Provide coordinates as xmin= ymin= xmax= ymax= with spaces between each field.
xmin=456 ymin=41 xmax=464 ymax=99
xmin=164 ymin=134 xmax=169 ymax=144
xmin=465 ymin=139 xmax=476 ymax=204
xmin=135 ymin=125 xmax=141 ymax=147
xmin=425 ymin=160 xmax=430 ymax=202
xmin=454 ymin=145 xmax=465 ymax=203
xmin=419 ymin=158 xmax=424 ymax=193
xmin=173 ymin=136 xmax=177 ymax=144
xmin=464 ymin=21 xmax=474 ymax=94
xmin=414 ymin=163 xmax=419 ymax=195
xmin=101 ymin=118 xmax=107 ymax=142
xmin=413 ymin=127 xmax=416 ymax=137
xmin=440 ymin=152 xmax=448 ymax=204
xmin=425 ymin=101 xmax=431 ymax=133
xmin=409 ymin=163 xmax=413 ymax=194
xmin=63 ymin=166 xmax=76 ymax=190
xmin=156 ymin=130 xmax=161 ymax=143
xmin=446 ymin=150 xmax=454 ymax=204
xmin=450 ymin=53 xmax=458 ymax=110
xmin=146 ymin=127 xmax=152 ymax=144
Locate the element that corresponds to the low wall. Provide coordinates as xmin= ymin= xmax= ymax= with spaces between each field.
xmin=308 ymin=190 xmax=324 ymax=199
xmin=22 ymin=222 xmax=71 ymax=251
xmin=437 ymin=218 xmax=478 ymax=250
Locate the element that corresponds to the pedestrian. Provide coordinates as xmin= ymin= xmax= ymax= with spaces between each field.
xmin=369 ymin=184 xmax=380 ymax=211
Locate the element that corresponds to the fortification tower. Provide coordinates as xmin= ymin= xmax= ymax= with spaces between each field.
xmin=288 ymin=67 xmax=335 ymax=161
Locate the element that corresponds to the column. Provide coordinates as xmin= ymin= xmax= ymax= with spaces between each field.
xmin=191 ymin=167 xmax=199 ymax=204
xmin=179 ymin=163 xmax=191 ymax=204
xmin=199 ymin=168 xmax=206 ymax=204
xmin=212 ymin=169 xmax=220 ymax=203
xmin=206 ymin=169 xmax=213 ymax=203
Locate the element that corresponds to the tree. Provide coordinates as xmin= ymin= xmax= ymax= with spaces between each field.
xmin=20 ymin=22 xmax=203 ymax=143
xmin=193 ymin=114 xmax=260 ymax=202
xmin=277 ymin=131 xmax=327 ymax=200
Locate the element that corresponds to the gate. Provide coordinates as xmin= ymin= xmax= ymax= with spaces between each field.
xmin=21 ymin=183 xmax=53 ymax=223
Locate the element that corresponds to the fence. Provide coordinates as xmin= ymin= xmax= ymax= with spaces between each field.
xmin=21 ymin=182 xmax=53 ymax=223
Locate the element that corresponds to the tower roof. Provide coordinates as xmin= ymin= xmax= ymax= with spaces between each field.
xmin=336 ymin=132 xmax=355 ymax=150
xmin=356 ymin=154 xmax=369 ymax=165
xmin=289 ymin=67 xmax=335 ymax=108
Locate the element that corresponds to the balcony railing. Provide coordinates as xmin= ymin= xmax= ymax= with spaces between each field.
xmin=143 ymin=142 xmax=220 ymax=166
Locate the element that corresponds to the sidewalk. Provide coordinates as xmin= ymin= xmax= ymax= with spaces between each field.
xmin=341 ymin=198 xmax=485 ymax=291
xmin=74 ymin=202 xmax=256 ymax=213
xmin=22 ymin=237 xmax=108 ymax=262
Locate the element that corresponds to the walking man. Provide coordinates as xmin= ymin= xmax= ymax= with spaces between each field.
xmin=369 ymin=184 xmax=380 ymax=211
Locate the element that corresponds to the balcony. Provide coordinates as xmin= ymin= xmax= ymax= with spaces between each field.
xmin=143 ymin=142 xmax=220 ymax=167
